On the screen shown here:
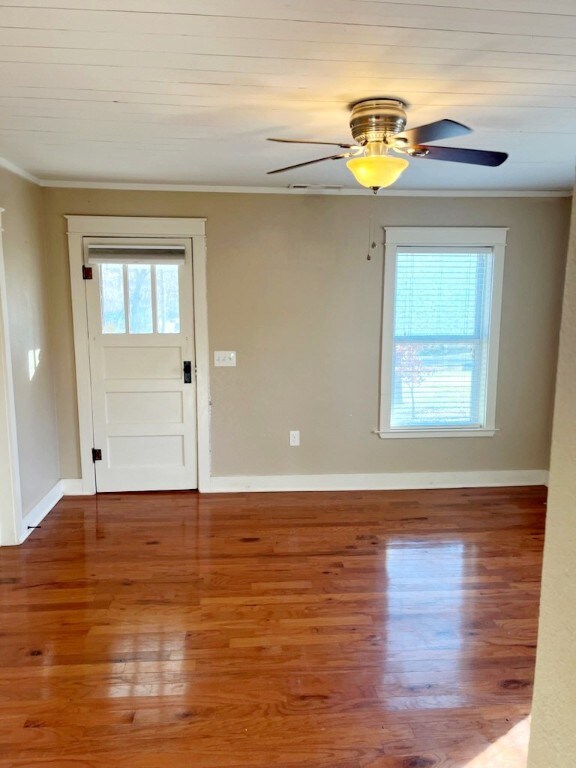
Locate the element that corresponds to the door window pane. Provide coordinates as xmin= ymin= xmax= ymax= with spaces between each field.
xmin=127 ymin=265 xmax=153 ymax=334
xmin=100 ymin=264 xmax=126 ymax=334
xmin=156 ymin=264 xmax=180 ymax=333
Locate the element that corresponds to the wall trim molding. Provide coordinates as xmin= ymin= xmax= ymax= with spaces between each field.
xmin=19 ymin=481 xmax=63 ymax=544
xmin=0 ymin=208 xmax=24 ymax=546
xmin=40 ymin=180 xmax=572 ymax=197
xmin=62 ymin=470 xmax=549 ymax=495
xmin=0 ymin=151 xmax=571 ymax=199
xmin=207 ymin=470 xmax=549 ymax=493
xmin=61 ymin=479 xmax=90 ymax=495
xmin=0 ymin=158 xmax=570 ymax=199
xmin=0 ymin=156 xmax=41 ymax=186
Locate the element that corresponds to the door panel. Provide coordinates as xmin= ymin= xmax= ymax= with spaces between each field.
xmin=108 ymin=435 xmax=185 ymax=468
xmin=85 ymin=238 xmax=197 ymax=492
xmin=106 ymin=391 xmax=183 ymax=424
xmin=103 ymin=345 xmax=182 ymax=379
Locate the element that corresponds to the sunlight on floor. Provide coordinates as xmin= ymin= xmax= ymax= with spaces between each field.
xmin=465 ymin=716 xmax=531 ymax=767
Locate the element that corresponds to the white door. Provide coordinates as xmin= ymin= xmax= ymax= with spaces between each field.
xmin=85 ymin=238 xmax=197 ymax=492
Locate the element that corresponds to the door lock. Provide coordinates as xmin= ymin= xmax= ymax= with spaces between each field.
xmin=183 ymin=360 xmax=192 ymax=384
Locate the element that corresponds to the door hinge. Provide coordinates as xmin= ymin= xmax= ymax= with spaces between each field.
xmin=82 ymin=265 xmax=93 ymax=280
xmin=92 ymin=448 xmax=102 ymax=462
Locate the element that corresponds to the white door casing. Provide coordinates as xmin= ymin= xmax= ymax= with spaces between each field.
xmin=0 ymin=209 xmax=23 ymax=543
xmin=67 ymin=217 xmax=210 ymax=495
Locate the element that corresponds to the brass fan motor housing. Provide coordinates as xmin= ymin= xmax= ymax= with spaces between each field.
xmin=349 ymin=98 xmax=408 ymax=145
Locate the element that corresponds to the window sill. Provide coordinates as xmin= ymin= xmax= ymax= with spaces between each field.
xmin=375 ymin=428 xmax=498 ymax=439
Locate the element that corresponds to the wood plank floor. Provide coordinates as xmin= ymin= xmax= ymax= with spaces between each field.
xmin=0 ymin=486 xmax=546 ymax=767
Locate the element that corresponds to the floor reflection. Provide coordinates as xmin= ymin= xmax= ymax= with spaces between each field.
xmin=382 ymin=539 xmax=467 ymax=709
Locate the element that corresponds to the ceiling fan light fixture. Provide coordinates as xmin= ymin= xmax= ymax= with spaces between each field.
xmin=267 ymin=97 xmax=505 ymax=181
xmin=346 ymin=154 xmax=409 ymax=189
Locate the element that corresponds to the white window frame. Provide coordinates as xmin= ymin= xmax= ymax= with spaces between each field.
xmin=378 ymin=227 xmax=507 ymax=439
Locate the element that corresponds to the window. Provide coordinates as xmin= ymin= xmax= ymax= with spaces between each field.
xmin=379 ymin=227 xmax=506 ymax=438
xmin=86 ymin=241 xmax=184 ymax=336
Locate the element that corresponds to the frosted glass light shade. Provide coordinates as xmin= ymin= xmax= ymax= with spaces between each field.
xmin=346 ymin=155 xmax=409 ymax=189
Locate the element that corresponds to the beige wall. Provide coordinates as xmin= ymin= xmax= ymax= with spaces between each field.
xmin=528 ymin=194 xmax=576 ymax=767
xmin=42 ymin=189 xmax=569 ymax=479
xmin=0 ymin=167 xmax=59 ymax=517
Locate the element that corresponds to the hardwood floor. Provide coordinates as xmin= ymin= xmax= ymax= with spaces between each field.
xmin=0 ymin=486 xmax=545 ymax=767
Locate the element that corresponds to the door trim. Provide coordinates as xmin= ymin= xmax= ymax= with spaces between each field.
xmin=66 ymin=216 xmax=210 ymax=494
xmin=0 ymin=209 xmax=24 ymax=543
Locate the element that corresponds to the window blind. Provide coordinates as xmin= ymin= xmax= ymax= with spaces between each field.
xmin=86 ymin=244 xmax=186 ymax=265
xmin=390 ymin=246 xmax=494 ymax=430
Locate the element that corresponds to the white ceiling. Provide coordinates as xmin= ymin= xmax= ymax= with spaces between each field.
xmin=0 ymin=0 xmax=575 ymax=191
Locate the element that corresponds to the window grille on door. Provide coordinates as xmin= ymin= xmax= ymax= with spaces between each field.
xmin=86 ymin=243 xmax=186 ymax=336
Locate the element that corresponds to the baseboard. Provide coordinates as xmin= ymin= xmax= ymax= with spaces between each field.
xmin=207 ymin=470 xmax=549 ymax=493
xmin=60 ymin=470 xmax=549 ymax=496
xmin=62 ymin=478 xmax=93 ymax=495
xmin=19 ymin=481 xmax=63 ymax=543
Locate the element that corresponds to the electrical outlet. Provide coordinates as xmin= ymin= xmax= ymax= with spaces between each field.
xmin=289 ymin=430 xmax=300 ymax=447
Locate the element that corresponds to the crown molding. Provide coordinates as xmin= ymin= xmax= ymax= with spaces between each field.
xmin=0 ymin=156 xmax=41 ymax=186
xmin=0 ymin=159 xmax=569 ymax=198
xmin=38 ymin=180 xmax=572 ymax=197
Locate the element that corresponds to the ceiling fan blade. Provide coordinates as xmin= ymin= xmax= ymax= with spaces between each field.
xmin=399 ymin=119 xmax=472 ymax=146
xmin=267 ymin=153 xmax=349 ymax=175
xmin=411 ymin=145 xmax=508 ymax=167
xmin=268 ymin=138 xmax=356 ymax=149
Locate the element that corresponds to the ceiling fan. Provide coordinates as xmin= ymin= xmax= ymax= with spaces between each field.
xmin=267 ymin=98 xmax=508 ymax=192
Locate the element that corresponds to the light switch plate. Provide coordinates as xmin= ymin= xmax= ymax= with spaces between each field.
xmin=214 ymin=351 xmax=237 ymax=367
